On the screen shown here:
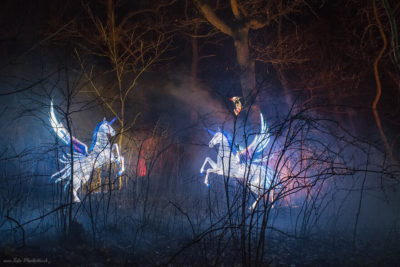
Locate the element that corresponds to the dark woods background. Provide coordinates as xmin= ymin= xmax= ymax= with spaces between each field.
xmin=0 ymin=0 xmax=400 ymax=266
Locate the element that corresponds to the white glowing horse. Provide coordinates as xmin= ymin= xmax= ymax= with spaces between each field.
xmin=49 ymin=101 xmax=125 ymax=202
xmin=200 ymin=113 xmax=275 ymax=209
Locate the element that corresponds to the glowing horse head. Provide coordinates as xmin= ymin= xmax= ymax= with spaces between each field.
xmin=98 ymin=117 xmax=117 ymax=136
xmin=208 ymin=132 xmax=224 ymax=148
xmin=206 ymin=128 xmax=230 ymax=150
xmin=88 ymin=116 xmax=118 ymax=153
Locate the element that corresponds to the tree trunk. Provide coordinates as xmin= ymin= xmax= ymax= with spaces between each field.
xmin=234 ymin=27 xmax=256 ymax=100
xmin=190 ymin=29 xmax=199 ymax=91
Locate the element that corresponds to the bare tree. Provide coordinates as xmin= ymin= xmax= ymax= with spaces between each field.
xmin=194 ymin=0 xmax=305 ymax=100
xmin=72 ymin=0 xmax=173 ymax=146
xmin=50 ymin=0 xmax=175 ymax=188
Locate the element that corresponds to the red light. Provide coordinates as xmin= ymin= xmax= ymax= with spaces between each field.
xmin=138 ymin=158 xmax=147 ymax=177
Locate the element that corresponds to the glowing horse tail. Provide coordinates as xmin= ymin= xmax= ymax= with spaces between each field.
xmin=49 ymin=164 xmax=71 ymax=181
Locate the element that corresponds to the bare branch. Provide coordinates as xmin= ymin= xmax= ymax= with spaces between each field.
xmin=230 ymin=0 xmax=241 ymax=19
xmin=195 ymin=0 xmax=233 ymax=36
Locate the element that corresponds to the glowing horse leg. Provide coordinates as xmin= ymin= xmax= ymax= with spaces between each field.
xmin=112 ymin=143 xmax=120 ymax=162
xmin=205 ymin=167 xmax=223 ymax=186
xmin=71 ymin=170 xmax=86 ymax=203
xmin=269 ymin=188 xmax=275 ymax=208
xmin=204 ymin=158 xmax=220 ymax=186
xmin=250 ymin=189 xmax=275 ymax=210
xmin=72 ymin=188 xmax=80 ymax=203
xmin=112 ymin=144 xmax=125 ymax=176
xmin=251 ymin=195 xmax=262 ymax=210
xmin=200 ymin=157 xmax=218 ymax=186
xmin=118 ymin=156 xmax=125 ymax=176
xmin=200 ymin=157 xmax=216 ymax=174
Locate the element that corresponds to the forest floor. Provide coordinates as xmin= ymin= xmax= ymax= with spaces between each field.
xmin=1 ymin=228 xmax=399 ymax=266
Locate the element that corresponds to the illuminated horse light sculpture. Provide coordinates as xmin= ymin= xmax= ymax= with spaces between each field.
xmin=200 ymin=113 xmax=275 ymax=209
xmin=49 ymin=101 xmax=125 ymax=202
